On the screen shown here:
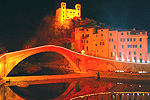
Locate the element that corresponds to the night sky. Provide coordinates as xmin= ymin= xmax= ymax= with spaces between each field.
xmin=0 ymin=0 xmax=150 ymax=51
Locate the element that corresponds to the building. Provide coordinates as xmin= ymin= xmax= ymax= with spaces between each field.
xmin=74 ymin=27 xmax=149 ymax=63
xmin=55 ymin=2 xmax=81 ymax=27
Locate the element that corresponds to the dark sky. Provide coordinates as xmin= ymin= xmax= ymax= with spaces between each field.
xmin=0 ymin=0 xmax=150 ymax=51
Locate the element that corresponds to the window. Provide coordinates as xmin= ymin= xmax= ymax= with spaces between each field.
xmin=101 ymin=30 xmax=103 ymax=32
xmin=133 ymin=45 xmax=135 ymax=48
xmin=123 ymin=38 xmax=125 ymax=42
xmin=127 ymin=32 xmax=129 ymax=35
xmin=109 ymin=39 xmax=111 ymax=42
xmin=121 ymin=32 xmax=123 ymax=35
xmin=127 ymin=38 xmax=129 ymax=41
xmin=119 ymin=52 xmax=122 ymax=57
xmin=82 ymin=46 xmax=84 ymax=49
xmin=134 ymin=51 xmax=136 ymax=55
xmin=122 ymin=45 xmax=124 ymax=49
xmin=130 ymin=38 xmax=132 ymax=41
xmin=103 ymin=42 xmax=104 ymax=45
xmin=111 ymin=52 xmax=116 ymax=57
xmin=87 ymin=47 xmax=88 ymax=51
xmin=95 ymin=44 xmax=97 ymax=46
xmin=101 ymin=34 xmax=103 ymax=36
xmin=112 ymin=39 xmax=113 ymax=42
xmin=110 ymin=33 xmax=112 ymax=36
xmin=128 ymin=45 xmax=130 ymax=48
xmin=82 ymin=34 xmax=84 ymax=37
xmin=135 ymin=45 xmax=137 ymax=48
xmin=86 ymin=34 xmax=89 ymax=37
xmin=130 ymin=45 xmax=132 ymax=48
xmin=140 ymin=53 xmax=142 ymax=56
xmin=134 ymin=38 xmax=136 ymax=41
xmin=140 ymin=38 xmax=142 ymax=41
xmin=86 ymin=40 xmax=88 ymax=43
xmin=120 ymin=38 xmax=122 ymax=42
xmin=129 ymin=51 xmax=131 ymax=55
xmin=114 ymin=45 xmax=116 ymax=49
xmin=100 ymin=42 xmax=102 ymax=45
xmin=86 ymin=29 xmax=89 ymax=31
xmin=81 ymin=40 xmax=83 ymax=43
xmin=140 ymin=44 xmax=142 ymax=48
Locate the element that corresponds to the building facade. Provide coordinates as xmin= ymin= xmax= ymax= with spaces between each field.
xmin=74 ymin=27 xmax=149 ymax=63
xmin=55 ymin=2 xmax=81 ymax=26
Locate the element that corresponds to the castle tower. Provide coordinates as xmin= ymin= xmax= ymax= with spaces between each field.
xmin=55 ymin=2 xmax=81 ymax=27
xmin=61 ymin=2 xmax=67 ymax=22
xmin=75 ymin=4 xmax=81 ymax=17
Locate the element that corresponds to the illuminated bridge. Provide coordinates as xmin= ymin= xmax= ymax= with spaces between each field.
xmin=0 ymin=45 xmax=150 ymax=78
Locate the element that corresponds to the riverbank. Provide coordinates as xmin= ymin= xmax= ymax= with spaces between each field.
xmin=88 ymin=70 xmax=150 ymax=82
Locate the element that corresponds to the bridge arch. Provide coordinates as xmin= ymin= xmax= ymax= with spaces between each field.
xmin=1 ymin=45 xmax=81 ymax=77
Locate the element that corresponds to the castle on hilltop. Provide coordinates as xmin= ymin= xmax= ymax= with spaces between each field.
xmin=55 ymin=2 xmax=81 ymax=27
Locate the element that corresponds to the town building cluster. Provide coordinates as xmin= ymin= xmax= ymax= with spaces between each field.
xmin=56 ymin=2 xmax=149 ymax=63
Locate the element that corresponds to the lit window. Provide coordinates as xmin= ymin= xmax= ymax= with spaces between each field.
xmin=140 ymin=44 xmax=142 ymax=48
xmin=140 ymin=38 xmax=142 ymax=41
xmin=111 ymin=52 xmax=116 ymax=57
xmin=121 ymin=32 xmax=123 ymax=35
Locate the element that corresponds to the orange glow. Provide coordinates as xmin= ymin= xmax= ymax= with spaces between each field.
xmin=74 ymin=27 xmax=148 ymax=62
xmin=55 ymin=2 xmax=81 ymax=28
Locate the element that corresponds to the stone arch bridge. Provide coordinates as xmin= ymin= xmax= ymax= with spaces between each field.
xmin=0 ymin=45 xmax=150 ymax=77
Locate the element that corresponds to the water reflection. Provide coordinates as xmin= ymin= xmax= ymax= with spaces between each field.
xmin=1 ymin=77 xmax=150 ymax=100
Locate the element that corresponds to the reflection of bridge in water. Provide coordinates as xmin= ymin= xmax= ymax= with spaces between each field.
xmin=0 ymin=45 xmax=150 ymax=78
xmin=1 ymin=77 xmax=150 ymax=100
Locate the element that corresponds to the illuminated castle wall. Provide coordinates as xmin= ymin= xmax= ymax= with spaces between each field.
xmin=56 ymin=2 xmax=81 ymax=26
xmin=74 ymin=27 xmax=148 ymax=63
